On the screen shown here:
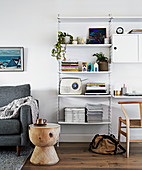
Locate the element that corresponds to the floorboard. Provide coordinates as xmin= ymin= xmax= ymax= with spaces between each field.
xmin=22 ymin=142 xmax=142 ymax=170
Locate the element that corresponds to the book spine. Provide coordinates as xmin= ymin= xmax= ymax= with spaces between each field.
xmin=61 ymin=67 xmax=78 ymax=69
xmin=61 ymin=69 xmax=79 ymax=72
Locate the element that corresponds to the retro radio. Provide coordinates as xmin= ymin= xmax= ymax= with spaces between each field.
xmin=60 ymin=78 xmax=82 ymax=95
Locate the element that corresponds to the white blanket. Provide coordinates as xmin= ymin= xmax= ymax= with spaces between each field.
xmin=0 ymin=96 xmax=39 ymax=123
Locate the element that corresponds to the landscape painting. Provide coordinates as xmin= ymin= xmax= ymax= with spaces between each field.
xmin=0 ymin=47 xmax=24 ymax=71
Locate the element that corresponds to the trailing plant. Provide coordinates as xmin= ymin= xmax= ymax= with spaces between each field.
xmin=52 ymin=32 xmax=73 ymax=60
xmin=93 ymin=52 xmax=108 ymax=63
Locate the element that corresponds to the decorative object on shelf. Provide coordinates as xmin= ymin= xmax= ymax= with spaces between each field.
xmin=51 ymin=32 xmax=73 ymax=60
xmin=60 ymin=77 xmax=82 ymax=95
xmin=72 ymin=40 xmax=77 ymax=44
xmin=128 ymin=29 xmax=142 ymax=34
xmin=76 ymin=37 xmax=86 ymax=44
xmin=116 ymin=27 xmax=124 ymax=34
xmin=104 ymin=38 xmax=109 ymax=44
xmin=93 ymin=52 xmax=108 ymax=71
xmin=94 ymin=63 xmax=98 ymax=72
xmin=121 ymin=84 xmax=127 ymax=95
xmin=89 ymin=28 xmax=106 ymax=44
xmin=82 ymin=62 xmax=87 ymax=72
xmin=0 ymin=47 xmax=24 ymax=71
xmin=87 ymin=63 xmax=93 ymax=72
xmin=114 ymin=90 xmax=121 ymax=96
xmin=61 ymin=61 xmax=79 ymax=72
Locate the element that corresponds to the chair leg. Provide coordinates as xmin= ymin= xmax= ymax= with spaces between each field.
xmin=16 ymin=145 xmax=20 ymax=156
xmin=126 ymin=126 xmax=130 ymax=158
xmin=118 ymin=117 xmax=122 ymax=143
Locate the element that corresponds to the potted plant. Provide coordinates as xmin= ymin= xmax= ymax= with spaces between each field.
xmin=93 ymin=52 xmax=109 ymax=71
xmin=52 ymin=32 xmax=73 ymax=60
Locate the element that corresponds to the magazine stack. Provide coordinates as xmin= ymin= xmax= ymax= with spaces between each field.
xmin=86 ymin=103 xmax=103 ymax=122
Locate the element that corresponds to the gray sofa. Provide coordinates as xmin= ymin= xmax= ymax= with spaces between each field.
xmin=0 ymin=84 xmax=34 ymax=156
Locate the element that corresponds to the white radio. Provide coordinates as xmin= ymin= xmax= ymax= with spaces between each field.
xmin=60 ymin=78 xmax=82 ymax=95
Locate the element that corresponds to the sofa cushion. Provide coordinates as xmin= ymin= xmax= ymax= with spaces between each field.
xmin=0 ymin=84 xmax=31 ymax=107
xmin=0 ymin=119 xmax=20 ymax=135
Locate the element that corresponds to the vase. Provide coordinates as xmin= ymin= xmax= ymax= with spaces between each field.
xmin=64 ymin=36 xmax=70 ymax=44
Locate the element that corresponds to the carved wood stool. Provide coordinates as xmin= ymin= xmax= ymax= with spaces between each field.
xmin=29 ymin=123 xmax=60 ymax=165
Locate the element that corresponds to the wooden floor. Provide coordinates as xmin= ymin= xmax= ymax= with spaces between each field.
xmin=23 ymin=142 xmax=142 ymax=170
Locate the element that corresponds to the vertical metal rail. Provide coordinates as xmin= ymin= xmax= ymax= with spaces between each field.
xmin=57 ymin=14 xmax=61 ymax=147
xmin=108 ymin=15 xmax=113 ymax=135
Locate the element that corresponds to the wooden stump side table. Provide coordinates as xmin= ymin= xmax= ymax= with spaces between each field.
xmin=29 ymin=123 xmax=60 ymax=165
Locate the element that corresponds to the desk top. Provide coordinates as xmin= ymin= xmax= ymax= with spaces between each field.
xmin=29 ymin=123 xmax=60 ymax=128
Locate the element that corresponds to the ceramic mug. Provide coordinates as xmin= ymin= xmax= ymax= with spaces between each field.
xmin=36 ymin=118 xmax=47 ymax=125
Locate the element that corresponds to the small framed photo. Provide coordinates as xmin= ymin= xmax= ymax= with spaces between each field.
xmin=89 ymin=28 xmax=106 ymax=44
xmin=0 ymin=47 xmax=24 ymax=71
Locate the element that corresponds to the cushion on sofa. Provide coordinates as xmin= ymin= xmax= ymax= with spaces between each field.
xmin=0 ymin=119 xmax=20 ymax=135
xmin=0 ymin=84 xmax=31 ymax=107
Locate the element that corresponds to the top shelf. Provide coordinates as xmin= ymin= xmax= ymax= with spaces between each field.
xmin=58 ymin=16 xmax=111 ymax=22
xmin=58 ymin=15 xmax=142 ymax=23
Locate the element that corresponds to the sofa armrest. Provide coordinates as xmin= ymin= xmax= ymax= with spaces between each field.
xmin=19 ymin=105 xmax=32 ymax=146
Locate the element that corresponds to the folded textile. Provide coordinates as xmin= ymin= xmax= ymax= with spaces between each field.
xmin=0 ymin=96 xmax=39 ymax=123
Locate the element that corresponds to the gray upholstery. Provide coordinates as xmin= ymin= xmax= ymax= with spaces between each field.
xmin=0 ymin=84 xmax=30 ymax=107
xmin=0 ymin=84 xmax=33 ymax=147
xmin=0 ymin=119 xmax=20 ymax=135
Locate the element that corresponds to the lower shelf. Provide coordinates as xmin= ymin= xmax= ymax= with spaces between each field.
xmin=58 ymin=120 xmax=111 ymax=125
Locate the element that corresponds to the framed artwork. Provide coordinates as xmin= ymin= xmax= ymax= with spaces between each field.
xmin=89 ymin=28 xmax=106 ymax=44
xmin=0 ymin=47 xmax=24 ymax=71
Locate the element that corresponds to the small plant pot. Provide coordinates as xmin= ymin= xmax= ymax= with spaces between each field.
xmin=64 ymin=36 xmax=70 ymax=44
xmin=98 ymin=61 xmax=108 ymax=71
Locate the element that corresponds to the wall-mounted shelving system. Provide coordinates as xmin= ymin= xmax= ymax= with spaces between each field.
xmin=56 ymin=14 xmax=142 ymax=142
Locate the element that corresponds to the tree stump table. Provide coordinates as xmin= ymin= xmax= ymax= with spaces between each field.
xmin=29 ymin=123 xmax=60 ymax=165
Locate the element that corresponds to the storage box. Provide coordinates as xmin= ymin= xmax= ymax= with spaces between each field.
xmin=65 ymin=107 xmax=85 ymax=122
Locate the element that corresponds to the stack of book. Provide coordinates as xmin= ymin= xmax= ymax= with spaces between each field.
xmin=86 ymin=103 xmax=103 ymax=122
xmin=61 ymin=61 xmax=79 ymax=72
xmin=85 ymin=83 xmax=107 ymax=95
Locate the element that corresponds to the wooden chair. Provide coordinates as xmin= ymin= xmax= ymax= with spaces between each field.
xmin=118 ymin=101 xmax=142 ymax=158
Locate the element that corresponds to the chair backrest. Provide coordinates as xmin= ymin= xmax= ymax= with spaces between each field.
xmin=118 ymin=101 xmax=142 ymax=127
xmin=0 ymin=84 xmax=31 ymax=107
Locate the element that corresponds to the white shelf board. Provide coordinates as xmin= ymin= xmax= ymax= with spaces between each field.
xmin=58 ymin=120 xmax=111 ymax=125
xmin=58 ymin=94 xmax=111 ymax=98
xmin=59 ymin=71 xmax=111 ymax=74
xmin=112 ymin=61 xmax=142 ymax=64
xmin=112 ymin=16 xmax=142 ymax=22
xmin=112 ymin=95 xmax=142 ymax=99
xmin=58 ymin=15 xmax=142 ymax=23
xmin=66 ymin=44 xmax=112 ymax=47
xmin=58 ymin=16 xmax=111 ymax=22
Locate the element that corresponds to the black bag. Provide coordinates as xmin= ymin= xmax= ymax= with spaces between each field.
xmin=89 ymin=134 xmax=126 ymax=155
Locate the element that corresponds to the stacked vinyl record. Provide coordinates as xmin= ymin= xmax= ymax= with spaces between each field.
xmin=86 ymin=103 xmax=103 ymax=122
xmin=85 ymin=83 xmax=107 ymax=95
xmin=61 ymin=61 xmax=79 ymax=72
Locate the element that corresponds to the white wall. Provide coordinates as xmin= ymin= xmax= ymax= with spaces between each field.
xmin=0 ymin=0 xmax=142 ymax=141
